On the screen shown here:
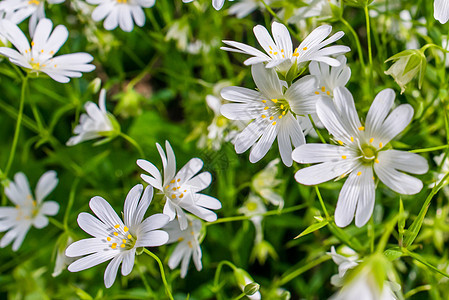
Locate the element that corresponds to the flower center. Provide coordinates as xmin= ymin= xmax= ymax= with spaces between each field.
xmin=315 ymin=86 xmax=332 ymax=97
xmin=246 ymin=202 xmax=258 ymax=211
xmin=107 ymin=224 xmax=136 ymax=250
xmin=261 ymin=98 xmax=290 ymax=126
xmin=164 ymin=178 xmax=187 ymax=202
xmin=360 ymin=144 xmax=377 ymax=163
xmin=117 ymin=0 xmax=128 ymax=3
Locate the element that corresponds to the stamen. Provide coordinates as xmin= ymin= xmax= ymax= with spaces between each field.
xmin=178 ymin=237 xmax=184 ymax=242
xmin=264 ymin=107 xmax=269 ymax=110
xmin=269 ymin=116 xmax=274 ymax=120
xmin=114 ymin=224 xmax=120 ymax=229
xmin=170 ymin=179 xmax=175 ymax=183
xmin=171 ymin=195 xmax=176 ymax=199
xmin=303 ymin=47 xmax=308 ymax=50
xmin=358 ymin=126 xmax=365 ymax=131
xmin=124 ymin=226 xmax=129 ymax=232
xmin=179 ymin=193 xmax=184 ymax=198
xmin=120 ymin=244 xmax=125 ymax=248
xmin=315 ymin=91 xmax=320 ymax=95
xmin=272 ymin=99 xmax=278 ymax=103
xmin=357 ymin=172 xmax=362 ymax=176
xmin=272 ymin=121 xmax=277 ymax=125
xmin=122 ymin=239 xmax=127 ymax=244
xmin=342 ymin=155 xmax=347 ymax=159
xmin=379 ymin=142 xmax=383 ymax=148
xmin=262 ymin=100 xmax=266 ymax=103
xmin=375 ymin=159 xmax=379 ymax=163
xmin=107 ymin=237 xmax=111 ymax=241
xmin=113 ymin=232 xmax=119 ymax=236
xmin=369 ymin=138 xmax=374 ymax=143
xmin=327 ymin=91 xmax=330 ymax=95
xmin=337 ymin=140 xmax=343 ymax=145
xmin=111 ymin=243 xmax=117 ymax=249
xmin=278 ymin=115 xmax=283 ymax=119
xmin=321 ymin=86 xmax=326 ymax=92
xmin=187 ymin=241 xmax=193 ymax=248
xmin=262 ymin=115 xmax=266 ymax=118
xmin=350 ymin=137 xmax=354 ymax=142
xmin=177 ymin=179 xmax=181 ymax=182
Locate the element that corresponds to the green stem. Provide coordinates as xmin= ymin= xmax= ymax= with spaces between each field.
xmin=364 ymin=4 xmax=374 ymax=96
xmin=63 ymin=177 xmax=81 ymax=230
xmin=48 ymin=217 xmax=66 ymax=231
xmin=315 ymin=186 xmax=330 ymax=218
xmin=339 ymin=17 xmax=366 ymax=69
xmin=120 ymin=132 xmax=145 ymax=158
xmin=404 ymin=285 xmax=432 ymax=299
xmin=277 ymin=255 xmax=331 ymax=286
xmin=213 ymin=260 xmax=237 ymax=300
xmin=232 ymin=292 xmax=247 ymax=300
xmin=308 ymin=114 xmax=326 ymax=144
xmin=409 ymin=145 xmax=449 ymax=153
xmin=4 ymin=76 xmax=28 ymax=178
xmin=127 ymin=55 xmax=160 ymax=90
xmin=403 ymin=249 xmax=449 ymax=279
xmin=143 ymin=248 xmax=173 ymax=300
xmin=205 ymin=204 xmax=307 ymax=226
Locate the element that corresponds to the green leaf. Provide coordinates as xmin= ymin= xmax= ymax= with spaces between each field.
xmin=384 ymin=247 xmax=403 ymax=261
xmin=294 ymin=220 xmax=329 ymax=239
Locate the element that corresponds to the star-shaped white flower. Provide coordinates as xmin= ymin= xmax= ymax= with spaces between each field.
xmin=137 ymin=141 xmax=222 ymax=230
xmin=0 ymin=0 xmax=65 ymax=36
xmin=221 ymin=22 xmax=350 ymax=73
xmin=0 ymin=18 xmax=95 ymax=83
xmin=220 ymin=63 xmax=320 ymax=166
xmin=66 ymin=184 xmax=169 ymax=288
xmin=328 ymin=246 xmax=359 ymax=286
xmin=66 ymin=89 xmax=118 ymax=146
xmin=288 ymin=0 xmax=337 ymax=23
xmin=434 ymin=0 xmax=449 ymax=24
xmin=164 ymin=217 xmax=203 ymax=278
xmin=0 ymin=171 xmax=59 ymax=251
xmin=309 ymin=55 xmax=351 ymax=99
xmin=86 ymin=0 xmax=155 ymax=32
xmin=293 ymin=87 xmax=429 ymax=227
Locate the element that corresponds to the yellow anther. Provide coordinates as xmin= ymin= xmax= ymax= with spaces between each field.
xmin=177 ymin=186 xmax=180 ymax=189
xmin=303 ymin=47 xmax=308 ymax=50
xmin=282 ymin=55 xmax=285 ymax=58
xmin=321 ymin=86 xmax=326 ymax=92
xmin=272 ymin=99 xmax=278 ymax=103
xmin=357 ymin=171 xmax=362 ymax=176
xmin=327 ymin=91 xmax=330 ymax=95
xmin=375 ymin=159 xmax=379 ymax=164
xmin=40 ymin=49 xmax=44 ymax=53
xmin=178 ymin=237 xmax=184 ymax=242
xmin=264 ymin=106 xmax=269 ymax=110
xmin=262 ymin=100 xmax=266 ymax=103
xmin=127 ymin=234 xmax=132 ymax=239
xmin=54 ymin=64 xmax=57 ymax=67
xmin=262 ymin=115 xmax=266 ymax=118
xmin=191 ymin=231 xmax=195 ymax=235
xmin=337 ymin=140 xmax=343 ymax=145
xmin=31 ymin=58 xmax=34 ymax=61
xmin=114 ymin=224 xmax=120 ymax=229
xmin=281 ymin=49 xmax=284 ymax=53
xmin=282 ymin=111 xmax=286 ymax=115
xmin=179 ymin=193 xmax=184 ymax=198
xmin=278 ymin=115 xmax=283 ymax=119
xmin=350 ymin=137 xmax=354 ymax=142
xmin=269 ymin=46 xmax=273 ymax=50
xmin=122 ymin=239 xmax=127 ymax=244
xmin=342 ymin=155 xmax=347 ymax=159
xmin=177 ymin=179 xmax=180 ymax=182
xmin=171 ymin=194 xmax=176 ymax=199
xmin=315 ymin=91 xmax=320 ymax=95
xmin=111 ymin=243 xmax=117 ymax=249
xmin=187 ymin=241 xmax=193 ymax=248
xmin=372 ymin=176 xmax=375 ymax=180
xmin=272 ymin=121 xmax=277 ymax=125
xmin=269 ymin=116 xmax=274 ymax=120
xmin=280 ymin=104 xmax=284 ymax=109
xmin=358 ymin=126 xmax=365 ymax=131
xmin=113 ymin=232 xmax=119 ymax=236
xmin=107 ymin=237 xmax=111 ymax=241
xmin=172 ymin=187 xmax=177 ymax=191
xmin=50 ymin=51 xmax=54 ymax=54
xmin=120 ymin=244 xmax=125 ymax=248
xmin=184 ymin=190 xmax=187 ymax=192
xmin=379 ymin=142 xmax=383 ymax=148
xmin=273 ymin=52 xmax=278 ymax=55
xmin=170 ymin=179 xmax=175 ymax=183
xmin=269 ymin=51 xmax=273 ymax=54
xmin=124 ymin=226 xmax=129 ymax=232
xmin=369 ymin=138 xmax=374 ymax=143
xmin=31 ymin=41 xmax=35 ymax=46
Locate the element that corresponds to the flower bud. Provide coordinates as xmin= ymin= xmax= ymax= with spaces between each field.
xmin=88 ymin=78 xmax=102 ymax=94
xmin=384 ymin=49 xmax=426 ymax=94
xmin=244 ymin=283 xmax=260 ymax=296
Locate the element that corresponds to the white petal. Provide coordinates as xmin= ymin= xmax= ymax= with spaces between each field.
xmin=121 ymin=248 xmax=136 ymax=276
xmin=40 ymin=201 xmax=60 ymax=216
xmin=435 ymin=0 xmax=449 ymax=23
xmin=272 ymin=22 xmax=292 ymax=57
xmin=177 ymin=158 xmax=203 ymax=183
xmin=212 ymin=0 xmax=225 ymax=10
xmin=68 ymin=251 xmax=116 ymax=272
xmin=35 ymin=171 xmax=58 ymax=203
xmin=65 ymin=238 xmax=106 ymax=257
xmin=138 ymin=214 xmax=170 ymax=234
xmin=354 ymin=167 xmax=375 ymax=227
xmin=168 ymin=243 xmax=188 ymax=269
xmin=220 ymin=86 xmax=264 ymax=104
xmin=135 ymin=230 xmax=169 ymax=247
xmin=186 ymin=172 xmax=212 ymax=192
xmin=292 ymin=144 xmax=354 ymax=164
xmin=365 ymin=88 xmax=395 ymax=138
xmin=104 ymin=254 xmax=123 ymax=288
xmin=163 ymin=200 xmax=176 ymax=221
xmin=316 ymin=97 xmax=353 ymax=144
xmin=89 ymin=197 xmax=124 ymax=229
xmin=377 ymin=150 xmax=428 ymax=174
xmin=375 ymin=104 xmax=414 ymax=145
xmin=333 ymin=87 xmax=362 ymax=134
xmin=294 ymin=160 xmax=358 ymax=185
xmin=194 ymin=194 xmax=222 ymax=210
xmin=251 ymin=63 xmax=283 ymax=98
xmin=220 ymin=103 xmax=263 ymax=120
xmin=164 ymin=141 xmax=177 ymax=184
xmin=32 ymin=215 xmax=49 ymax=229
xmin=77 ymin=212 xmax=109 ymax=237
xmin=374 ymin=158 xmax=424 ymax=195
xmin=285 ymin=75 xmax=319 ymax=115
xmin=124 ymin=184 xmax=143 ymax=227
xmin=182 ymin=205 xmax=217 ymax=222
xmin=249 ymin=121 xmax=279 ymax=163
xmin=234 ymin=118 xmax=266 ymax=154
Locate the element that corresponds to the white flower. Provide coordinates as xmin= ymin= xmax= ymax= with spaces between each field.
xmin=65 ymin=185 xmax=169 ymax=288
xmin=0 ymin=0 xmax=65 ymax=37
xmin=163 ymin=217 xmax=202 ymax=278
xmin=293 ymin=87 xmax=429 ymax=227
xmin=66 ymin=89 xmax=118 ymax=146
xmin=252 ymin=158 xmax=284 ymax=208
xmin=238 ymin=193 xmax=266 ymax=243
xmin=328 ymin=246 xmax=359 ymax=286
xmin=0 ymin=18 xmax=95 ymax=83
xmin=288 ymin=0 xmax=337 ymax=23
xmin=434 ymin=0 xmax=449 ymax=24
xmin=330 ymin=268 xmax=398 ymax=300
xmin=309 ymin=55 xmax=351 ymax=98
xmin=228 ymin=0 xmax=271 ymax=19
xmin=220 ymin=63 xmax=320 ymax=166
xmin=86 ymin=0 xmax=154 ymax=32
xmin=234 ymin=268 xmax=261 ymax=300
xmin=52 ymin=235 xmax=75 ymax=277
xmin=221 ymin=22 xmax=350 ymax=74
xmin=137 ymin=141 xmax=222 ymax=230
xmin=182 ymin=0 xmax=226 ymax=10
xmin=0 ymin=171 xmax=59 ymax=251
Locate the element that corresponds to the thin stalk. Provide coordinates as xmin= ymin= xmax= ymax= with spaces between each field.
xmin=315 ymin=186 xmax=330 ymax=218
xmin=120 ymin=132 xmax=145 ymax=158
xmin=277 ymin=255 xmax=331 ymax=286
xmin=339 ymin=17 xmax=366 ymax=69
xmin=205 ymin=204 xmax=307 ymax=226
xmin=308 ymin=114 xmax=326 ymax=144
xmin=143 ymin=248 xmax=174 ymax=300
xmin=409 ymin=145 xmax=449 ymax=153
xmin=63 ymin=177 xmax=81 ymax=230
xmin=213 ymin=260 xmax=237 ymax=300
xmin=4 ymin=76 xmax=28 ymax=178
xmin=364 ymin=4 xmax=374 ymax=96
